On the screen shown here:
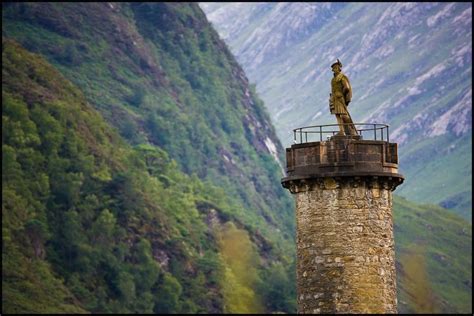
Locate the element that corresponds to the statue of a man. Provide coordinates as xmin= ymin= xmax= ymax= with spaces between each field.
xmin=329 ymin=59 xmax=357 ymax=136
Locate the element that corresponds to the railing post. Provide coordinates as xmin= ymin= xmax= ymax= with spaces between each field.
xmin=374 ymin=124 xmax=376 ymax=140
xmin=387 ymin=126 xmax=389 ymax=143
xmin=300 ymin=129 xmax=302 ymax=144
xmin=320 ymin=126 xmax=322 ymax=142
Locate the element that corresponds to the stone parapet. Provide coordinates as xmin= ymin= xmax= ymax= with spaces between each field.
xmin=282 ymin=137 xmax=404 ymax=190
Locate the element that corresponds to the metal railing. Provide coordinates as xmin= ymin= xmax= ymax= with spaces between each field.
xmin=293 ymin=123 xmax=390 ymax=144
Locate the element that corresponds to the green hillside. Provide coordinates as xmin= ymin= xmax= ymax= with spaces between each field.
xmin=2 ymin=2 xmax=294 ymax=236
xmin=2 ymin=38 xmax=297 ymax=313
xmin=2 ymin=2 xmax=471 ymax=314
xmin=393 ymin=196 xmax=472 ymax=313
xmin=3 ymin=4 xmax=297 ymax=312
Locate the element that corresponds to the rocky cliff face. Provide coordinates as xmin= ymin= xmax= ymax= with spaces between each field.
xmin=205 ymin=3 xmax=346 ymax=73
xmin=202 ymin=2 xmax=472 ymax=219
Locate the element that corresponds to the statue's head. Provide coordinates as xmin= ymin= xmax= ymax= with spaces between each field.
xmin=331 ymin=59 xmax=342 ymax=74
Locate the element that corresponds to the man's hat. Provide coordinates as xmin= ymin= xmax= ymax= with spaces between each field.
xmin=331 ymin=59 xmax=343 ymax=68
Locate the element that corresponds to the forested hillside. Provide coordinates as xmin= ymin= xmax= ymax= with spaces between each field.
xmin=2 ymin=2 xmax=296 ymax=313
xmin=2 ymin=2 xmax=471 ymax=314
xmin=2 ymin=2 xmax=294 ymax=234
xmin=2 ymin=38 xmax=296 ymax=313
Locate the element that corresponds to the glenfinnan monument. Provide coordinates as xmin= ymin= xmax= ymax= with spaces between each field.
xmin=281 ymin=60 xmax=404 ymax=314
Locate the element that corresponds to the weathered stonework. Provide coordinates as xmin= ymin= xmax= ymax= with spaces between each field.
xmin=282 ymin=136 xmax=403 ymax=314
xmin=295 ymin=177 xmax=397 ymax=314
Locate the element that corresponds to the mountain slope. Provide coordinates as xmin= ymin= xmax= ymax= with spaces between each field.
xmin=2 ymin=2 xmax=299 ymax=312
xmin=3 ymin=4 xmax=297 ymax=312
xmin=2 ymin=37 xmax=298 ymax=313
xmin=2 ymin=3 xmax=471 ymax=314
xmin=2 ymin=2 xmax=294 ymax=235
xmin=393 ymin=196 xmax=472 ymax=314
xmin=202 ymin=2 xmax=472 ymax=220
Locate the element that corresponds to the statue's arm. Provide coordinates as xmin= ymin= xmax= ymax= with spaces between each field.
xmin=342 ymin=76 xmax=352 ymax=104
xmin=329 ymin=93 xmax=334 ymax=114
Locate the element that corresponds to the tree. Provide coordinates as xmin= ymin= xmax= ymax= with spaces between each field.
xmin=153 ymin=273 xmax=182 ymax=314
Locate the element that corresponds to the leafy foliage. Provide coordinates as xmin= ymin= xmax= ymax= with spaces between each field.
xmin=2 ymin=3 xmax=298 ymax=313
xmin=216 ymin=222 xmax=263 ymax=313
xmin=2 ymin=0 xmax=295 ymax=266
xmin=1 ymin=32 xmax=295 ymax=313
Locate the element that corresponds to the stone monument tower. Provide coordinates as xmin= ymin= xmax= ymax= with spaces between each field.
xmin=282 ymin=127 xmax=404 ymax=314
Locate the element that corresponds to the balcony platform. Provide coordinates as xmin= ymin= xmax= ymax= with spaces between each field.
xmin=281 ymin=125 xmax=404 ymax=190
